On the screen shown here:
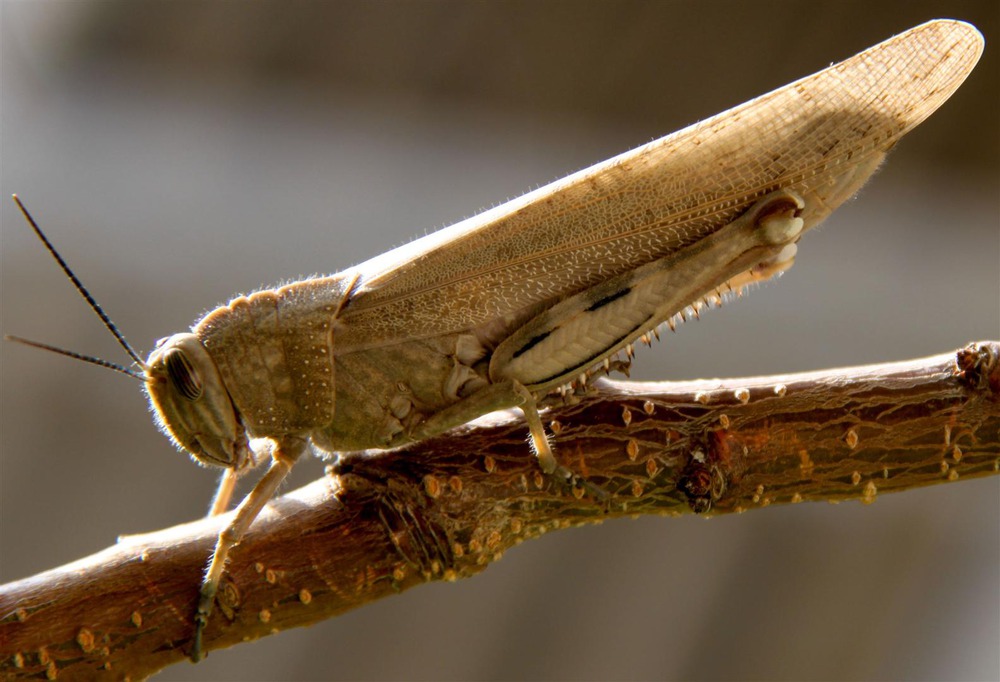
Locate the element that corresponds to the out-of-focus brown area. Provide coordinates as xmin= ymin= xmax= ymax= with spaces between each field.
xmin=1 ymin=2 xmax=997 ymax=681
xmin=66 ymin=1 xmax=1000 ymax=171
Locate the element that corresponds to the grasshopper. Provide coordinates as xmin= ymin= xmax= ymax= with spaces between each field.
xmin=7 ymin=19 xmax=983 ymax=661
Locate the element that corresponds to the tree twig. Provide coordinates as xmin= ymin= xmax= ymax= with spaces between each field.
xmin=2 ymin=342 xmax=998 ymax=680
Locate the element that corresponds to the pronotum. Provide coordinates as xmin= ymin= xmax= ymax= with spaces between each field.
xmin=5 ymin=19 xmax=984 ymax=662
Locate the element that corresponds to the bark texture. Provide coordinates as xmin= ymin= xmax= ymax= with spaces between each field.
xmin=2 ymin=342 xmax=998 ymax=680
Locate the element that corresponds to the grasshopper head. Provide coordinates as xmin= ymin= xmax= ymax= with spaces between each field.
xmin=145 ymin=333 xmax=249 ymax=469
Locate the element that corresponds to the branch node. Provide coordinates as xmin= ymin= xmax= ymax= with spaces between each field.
xmin=955 ymin=341 xmax=1000 ymax=395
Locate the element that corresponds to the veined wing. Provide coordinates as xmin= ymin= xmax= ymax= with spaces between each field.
xmin=336 ymin=20 xmax=983 ymax=351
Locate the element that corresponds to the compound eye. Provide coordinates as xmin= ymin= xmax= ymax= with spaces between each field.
xmin=163 ymin=348 xmax=203 ymax=401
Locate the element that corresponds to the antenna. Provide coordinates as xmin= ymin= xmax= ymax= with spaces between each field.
xmin=4 ymin=335 xmax=147 ymax=381
xmin=9 ymin=194 xmax=149 ymax=373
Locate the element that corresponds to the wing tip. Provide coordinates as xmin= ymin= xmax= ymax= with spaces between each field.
xmin=907 ymin=18 xmax=985 ymax=66
xmin=846 ymin=18 xmax=986 ymax=136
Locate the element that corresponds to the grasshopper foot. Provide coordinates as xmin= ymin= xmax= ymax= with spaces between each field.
xmin=515 ymin=382 xmax=609 ymax=500
xmin=189 ymin=590 xmax=213 ymax=662
xmin=550 ymin=464 xmax=610 ymax=501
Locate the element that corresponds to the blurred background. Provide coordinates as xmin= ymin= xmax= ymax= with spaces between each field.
xmin=1 ymin=1 xmax=997 ymax=680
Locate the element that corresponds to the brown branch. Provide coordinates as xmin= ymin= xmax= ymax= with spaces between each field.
xmin=2 ymin=342 xmax=998 ymax=680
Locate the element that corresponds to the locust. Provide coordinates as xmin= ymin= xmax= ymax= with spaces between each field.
xmin=7 ymin=19 xmax=983 ymax=662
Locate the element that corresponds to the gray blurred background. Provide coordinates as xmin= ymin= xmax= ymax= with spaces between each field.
xmin=1 ymin=2 xmax=997 ymax=680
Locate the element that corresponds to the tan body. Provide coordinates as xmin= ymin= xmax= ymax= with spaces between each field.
xmin=189 ymin=191 xmax=806 ymax=457
xmin=162 ymin=20 xmax=981 ymax=469
xmin=79 ymin=19 xmax=984 ymax=661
